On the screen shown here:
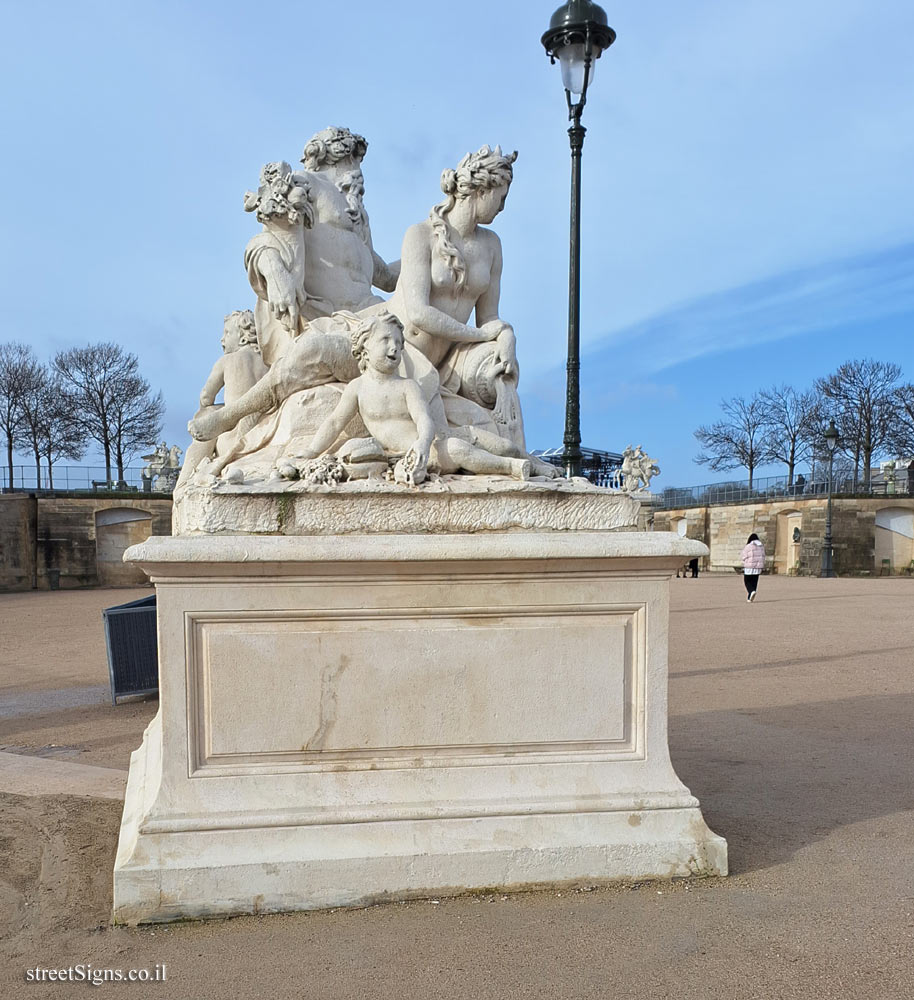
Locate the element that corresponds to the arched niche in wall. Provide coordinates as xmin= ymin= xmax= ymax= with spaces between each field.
xmin=774 ymin=509 xmax=803 ymax=575
xmin=874 ymin=507 xmax=914 ymax=572
xmin=95 ymin=508 xmax=153 ymax=587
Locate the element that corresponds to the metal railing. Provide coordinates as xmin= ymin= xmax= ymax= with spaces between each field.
xmin=658 ymin=472 xmax=913 ymax=509
xmin=0 ymin=465 xmax=173 ymax=494
xmin=533 ymin=447 xmax=623 ymax=488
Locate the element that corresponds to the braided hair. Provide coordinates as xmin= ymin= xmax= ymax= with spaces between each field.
xmin=429 ymin=145 xmax=517 ymax=290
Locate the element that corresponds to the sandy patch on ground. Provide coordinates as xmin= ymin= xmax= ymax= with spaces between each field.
xmin=0 ymin=587 xmax=151 ymax=693
xmin=0 ymin=588 xmax=156 ymax=770
xmin=1 ymin=576 xmax=912 ymax=999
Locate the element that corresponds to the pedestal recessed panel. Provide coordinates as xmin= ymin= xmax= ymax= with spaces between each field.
xmin=190 ymin=609 xmax=635 ymax=769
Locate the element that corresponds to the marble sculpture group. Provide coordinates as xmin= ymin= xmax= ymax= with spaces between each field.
xmin=180 ymin=128 xmax=589 ymax=489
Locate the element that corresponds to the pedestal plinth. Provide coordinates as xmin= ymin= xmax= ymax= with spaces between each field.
xmin=172 ymin=474 xmax=642 ymax=536
xmin=113 ymin=523 xmax=725 ymax=924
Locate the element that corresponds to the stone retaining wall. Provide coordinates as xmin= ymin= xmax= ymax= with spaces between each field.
xmin=5 ymin=492 xmax=910 ymax=587
xmin=0 ymin=494 xmax=172 ymax=591
xmin=654 ymin=496 xmax=914 ymax=576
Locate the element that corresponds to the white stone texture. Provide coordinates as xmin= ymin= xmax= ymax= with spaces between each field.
xmin=243 ymin=138 xmax=394 ymax=361
xmin=172 ymin=477 xmax=640 ymax=536
xmin=209 ymin=383 xmax=370 ymax=485
xmin=113 ymin=529 xmax=725 ymax=924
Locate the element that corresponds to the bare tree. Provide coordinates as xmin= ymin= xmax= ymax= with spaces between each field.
xmin=815 ymin=359 xmax=901 ymax=487
xmin=887 ymin=384 xmax=914 ymax=458
xmin=759 ymin=384 xmax=818 ymax=485
xmin=52 ymin=343 xmax=162 ymax=484
xmin=13 ymin=363 xmax=50 ymax=486
xmin=42 ymin=381 xmax=87 ymax=488
xmin=0 ymin=343 xmax=41 ymax=489
xmin=694 ymin=394 xmax=769 ymax=489
xmin=14 ymin=367 xmax=88 ymax=489
xmin=111 ymin=375 xmax=165 ymax=484
xmin=827 ymin=400 xmax=865 ymax=488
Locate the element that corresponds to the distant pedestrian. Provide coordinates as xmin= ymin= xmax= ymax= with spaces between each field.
xmin=689 ymin=557 xmax=699 ymax=578
xmin=741 ymin=533 xmax=765 ymax=602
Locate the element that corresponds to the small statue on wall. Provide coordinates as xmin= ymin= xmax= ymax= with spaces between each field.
xmin=142 ymin=441 xmax=183 ymax=492
xmin=616 ymin=444 xmax=660 ymax=492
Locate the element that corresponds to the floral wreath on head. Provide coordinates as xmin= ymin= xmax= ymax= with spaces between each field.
xmin=243 ymin=161 xmax=314 ymax=227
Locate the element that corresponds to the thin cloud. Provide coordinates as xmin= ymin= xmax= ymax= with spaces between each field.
xmin=581 ymin=241 xmax=914 ymax=376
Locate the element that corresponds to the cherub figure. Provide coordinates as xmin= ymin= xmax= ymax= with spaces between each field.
xmin=280 ymin=311 xmax=531 ymax=485
xmin=177 ymin=311 xmax=269 ymax=487
xmin=638 ymin=447 xmax=661 ymax=489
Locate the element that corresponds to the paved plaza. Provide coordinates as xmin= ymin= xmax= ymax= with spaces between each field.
xmin=1 ymin=575 xmax=912 ymax=998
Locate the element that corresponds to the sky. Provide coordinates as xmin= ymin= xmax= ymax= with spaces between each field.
xmin=1 ymin=0 xmax=912 ymax=487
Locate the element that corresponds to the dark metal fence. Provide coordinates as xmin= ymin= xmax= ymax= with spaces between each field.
xmin=0 ymin=465 xmax=172 ymax=494
xmin=658 ymin=471 xmax=913 ymax=509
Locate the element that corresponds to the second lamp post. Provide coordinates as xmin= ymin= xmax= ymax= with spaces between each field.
xmin=542 ymin=1 xmax=615 ymax=479
xmin=821 ymin=419 xmax=840 ymax=577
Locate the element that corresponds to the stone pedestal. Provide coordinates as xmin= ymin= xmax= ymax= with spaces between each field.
xmin=113 ymin=526 xmax=725 ymax=924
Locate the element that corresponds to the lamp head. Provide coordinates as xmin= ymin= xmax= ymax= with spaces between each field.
xmin=542 ymin=1 xmax=616 ymax=101
xmin=824 ymin=419 xmax=840 ymax=453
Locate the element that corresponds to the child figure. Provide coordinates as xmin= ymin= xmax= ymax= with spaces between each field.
xmin=178 ymin=310 xmax=269 ymax=487
xmin=282 ymin=310 xmax=530 ymax=485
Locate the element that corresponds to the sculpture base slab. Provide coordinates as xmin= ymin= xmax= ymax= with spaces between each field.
xmin=172 ymin=475 xmax=639 ymax=536
xmin=113 ymin=531 xmax=725 ymax=924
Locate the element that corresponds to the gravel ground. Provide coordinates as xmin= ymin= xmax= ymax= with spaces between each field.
xmin=1 ymin=576 xmax=912 ymax=999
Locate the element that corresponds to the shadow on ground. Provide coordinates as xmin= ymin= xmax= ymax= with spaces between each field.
xmin=671 ymin=691 xmax=914 ymax=875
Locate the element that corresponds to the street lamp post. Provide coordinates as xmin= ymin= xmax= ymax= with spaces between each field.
xmin=821 ymin=419 xmax=840 ymax=578
xmin=542 ymin=1 xmax=615 ymax=479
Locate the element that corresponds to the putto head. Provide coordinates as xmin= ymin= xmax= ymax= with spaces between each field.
xmin=350 ymin=310 xmax=404 ymax=372
xmin=243 ymin=161 xmax=314 ymax=227
xmin=222 ymin=310 xmax=258 ymax=353
xmin=301 ymin=127 xmax=369 ymax=171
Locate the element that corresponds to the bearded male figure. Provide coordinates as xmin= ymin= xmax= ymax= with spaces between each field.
xmin=246 ymin=126 xmax=400 ymax=365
